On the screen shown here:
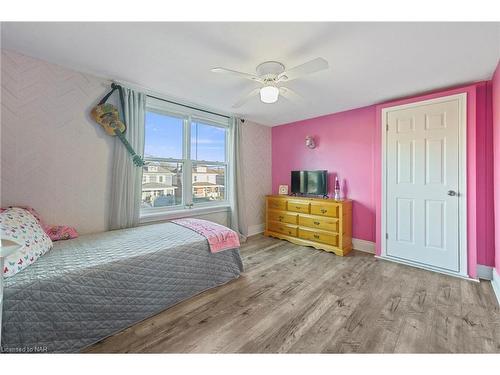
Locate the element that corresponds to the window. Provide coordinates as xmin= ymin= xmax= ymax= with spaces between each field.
xmin=191 ymin=121 xmax=226 ymax=162
xmin=141 ymin=98 xmax=230 ymax=215
xmin=192 ymin=164 xmax=225 ymax=203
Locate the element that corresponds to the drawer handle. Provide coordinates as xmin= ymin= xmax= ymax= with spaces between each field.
xmin=278 ymin=216 xmax=284 ymax=221
xmin=313 ymin=221 xmax=320 ymax=225
xmin=288 ymin=231 xmax=293 ymax=235
xmin=295 ymin=206 xmax=301 ymax=209
xmin=320 ymin=209 xmax=327 ymax=214
xmin=313 ymin=234 xmax=320 ymax=239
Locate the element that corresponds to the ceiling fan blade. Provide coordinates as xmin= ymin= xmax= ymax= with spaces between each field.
xmin=232 ymin=88 xmax=261 ymax=108
xmin=279 ymin=87 xmax=303 ymax=103
xmin=211 ymin=67 xmax=263 ymax=83
xmin=277 ymin=57 xmax=329 ymax=82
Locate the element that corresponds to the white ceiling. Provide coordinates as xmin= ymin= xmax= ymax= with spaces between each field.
xmin=2 ymin=22 xmax=499 ymax=126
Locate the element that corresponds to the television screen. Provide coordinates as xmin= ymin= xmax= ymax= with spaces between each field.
xmin=291 ymin=171 xmax=305 ymax=194
xmin=291 ymin=170 xmax=327 ymax=196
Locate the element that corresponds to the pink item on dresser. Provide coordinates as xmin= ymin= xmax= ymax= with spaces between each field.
xmin=171 ymin=218 xmax=240 ymax=253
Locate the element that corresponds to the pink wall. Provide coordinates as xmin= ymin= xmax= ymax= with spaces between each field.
xmin=272 ymin=81 xmax=494 ymax=278
xmin=272 ymin=106 xmax=377 ymax=242
xmin=493 ymin=62 xmax=500 ymax=273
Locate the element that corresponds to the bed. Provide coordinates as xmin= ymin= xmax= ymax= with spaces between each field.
xmin=1 ymin=222 xmax=243 ymax=353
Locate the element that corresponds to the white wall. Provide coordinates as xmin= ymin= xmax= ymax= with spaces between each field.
xmin=241 ymin=120 xmax=272 ymax=235
xmin=1 ymin=49 xmax=114 ymax=234
xmin=1 ymin=49 xmax=272 ymax=234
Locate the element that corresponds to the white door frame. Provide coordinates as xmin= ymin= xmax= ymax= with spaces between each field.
xmin=380 ymin=93 xmax=468 ymax=278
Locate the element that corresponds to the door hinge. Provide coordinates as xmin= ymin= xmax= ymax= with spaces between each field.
xmin=386 ymin=123 xmax=389 ymax=131
xmin=385 ymin=233 xmax=388 ymax=239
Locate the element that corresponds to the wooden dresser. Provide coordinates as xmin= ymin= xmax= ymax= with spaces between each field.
xmin=264 ymin=195 xmax=352 ymax=256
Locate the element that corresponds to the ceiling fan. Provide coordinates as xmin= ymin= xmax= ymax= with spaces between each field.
xmin=211 ymin=58 xmax=329 ymax=108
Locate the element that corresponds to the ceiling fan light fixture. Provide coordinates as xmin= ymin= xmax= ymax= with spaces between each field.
xmin=260 ymin=85 xmax=279 ymax=104
xmin=212 ymin=58 xmax=328 ymax=108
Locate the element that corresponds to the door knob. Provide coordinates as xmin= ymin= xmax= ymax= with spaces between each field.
xmin=448 ymin=190 xmax=457 ymax=196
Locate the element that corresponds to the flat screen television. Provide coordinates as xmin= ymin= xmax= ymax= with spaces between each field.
xmin=291 ymin=170 xmax=328 ymax=196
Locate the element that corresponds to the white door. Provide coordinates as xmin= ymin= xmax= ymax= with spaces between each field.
xmin=384 ymin=95 xmax=465 ymax=272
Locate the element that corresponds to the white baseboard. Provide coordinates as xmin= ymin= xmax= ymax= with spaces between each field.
xmin=352 ymin=238 xmax=376 ymax=254
xmin=477 ymin=264 xmax=493 ymax=280
xmin=247 ymin=223 xmax=265 ymax=237
xmin=492 ymin=269 xmax=500 ymax=306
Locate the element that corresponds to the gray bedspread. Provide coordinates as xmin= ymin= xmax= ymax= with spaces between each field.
xmin=1 ymin=222 xmax=243 ymax=353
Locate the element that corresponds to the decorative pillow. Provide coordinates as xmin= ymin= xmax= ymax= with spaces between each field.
xmin=1 ymin=206 xmax=78 ymax=242
xmin=45 ymin=225 xmax=79 ymax=241
xmin=1 ymin=207 xmax=53 ymax=277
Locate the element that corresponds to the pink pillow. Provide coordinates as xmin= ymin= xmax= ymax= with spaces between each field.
xmin=1 ymin=206 xmax=78 ymax=241
xmin=45 ymin=225 xmax=79 ymax=241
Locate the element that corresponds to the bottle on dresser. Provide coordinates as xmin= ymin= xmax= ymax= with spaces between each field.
xmin=334 ymin=176 xmax=341 ymax=201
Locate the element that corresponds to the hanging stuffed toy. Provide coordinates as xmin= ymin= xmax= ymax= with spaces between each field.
xmin=91 ymin=83 xmax=145 ymax=167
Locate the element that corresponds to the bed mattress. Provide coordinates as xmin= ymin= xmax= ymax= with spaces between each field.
xmin=1 ymin=222 xmax=243 ymax=353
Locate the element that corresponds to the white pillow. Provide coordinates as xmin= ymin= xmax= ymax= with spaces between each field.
xmin=1 ymin=207 xmax=53 ymax=277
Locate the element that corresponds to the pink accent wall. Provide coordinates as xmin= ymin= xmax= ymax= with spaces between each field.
xmin=272 ymin=106 xmax=377 ymax=242
xmin=272 ymin=81 xmax=494 ymax=278
xmin=493 ymin=62 xmax=500 ymax=273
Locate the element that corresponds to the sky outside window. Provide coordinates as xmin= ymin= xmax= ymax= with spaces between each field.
xmin=191 ymin=121 xmax=226 ymax=162
xmin=144 ymin=111 xmax=183 ymax=159
xmin=145 ymin=113 xmax=226 ymax=162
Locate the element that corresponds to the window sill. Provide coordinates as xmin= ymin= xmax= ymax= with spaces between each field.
xmin=140 ymin=204 xmax=231 ymax=224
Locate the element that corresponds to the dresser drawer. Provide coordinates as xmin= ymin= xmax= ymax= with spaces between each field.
xmin=268 ymin=221 xmax=298 ymax=237
xmin=298 ymin=215 xmax=339 ymax=232
xmin=287 ymin=200 xmax=310 ymax=214
xmin=268 ymin=210 xmax=298 ymax=225
xmin=310 ymin=202 xmax=339 ymax=217
xmin=267 ymin=198 xmax=287 ymax=211
xmin=299 ymin=227 xmax=338 ymax=246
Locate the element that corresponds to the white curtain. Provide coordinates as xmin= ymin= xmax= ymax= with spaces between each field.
xmin=109 ymin=86 xmax=146 ymax=230
xmin=228 ymin=117 xmax=248 ymax=240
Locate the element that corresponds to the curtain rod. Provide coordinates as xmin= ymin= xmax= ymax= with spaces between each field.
xmin=146 ymin=94 xmax=230 ymax=119
xmin=111 ymin=80 xmax=232 ymax=120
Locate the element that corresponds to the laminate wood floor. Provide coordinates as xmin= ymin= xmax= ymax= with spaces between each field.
xmin=85 ymin=235 xmax=500 ymax=353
